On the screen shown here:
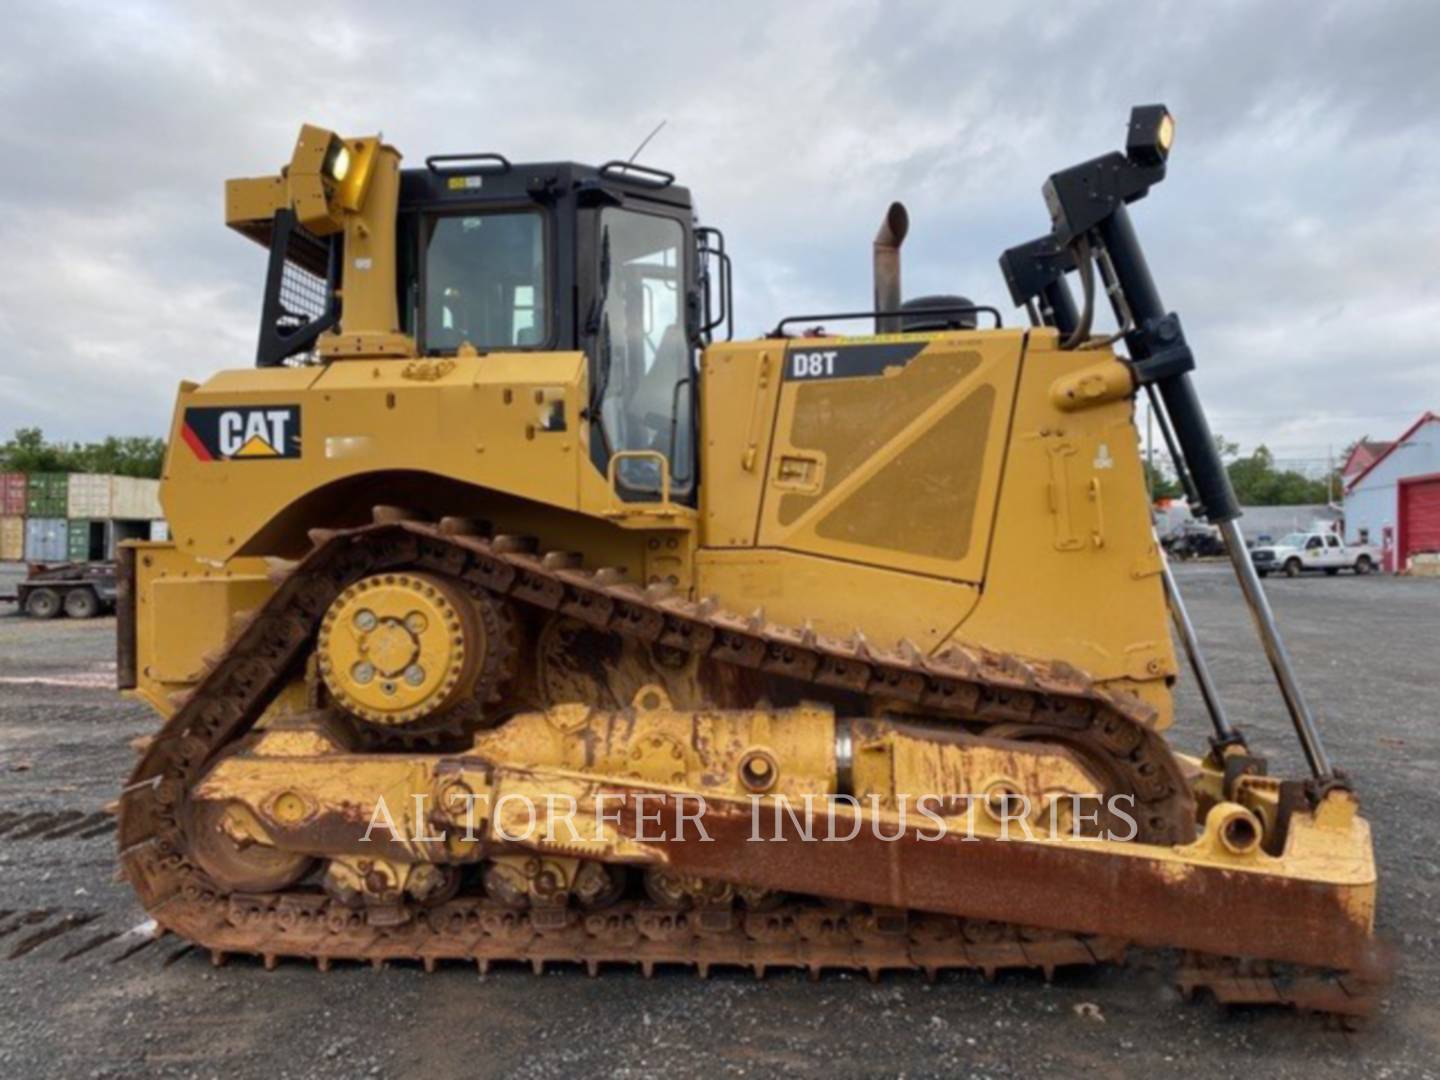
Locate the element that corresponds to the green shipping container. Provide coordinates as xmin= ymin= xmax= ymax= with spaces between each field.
xmin=66 ymin=519 xmax=106 ymax=562
xmin=68 ymin=520 xmax=90 ymax=560
xmin=25 ymin=472 xmax=69 ymax=517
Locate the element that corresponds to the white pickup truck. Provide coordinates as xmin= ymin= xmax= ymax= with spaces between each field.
xmin=1249 ymin=531 xmax=1379 ymax=578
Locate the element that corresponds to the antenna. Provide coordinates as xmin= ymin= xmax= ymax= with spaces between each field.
xmin=627 ymin=120 xmax=667 ymax=164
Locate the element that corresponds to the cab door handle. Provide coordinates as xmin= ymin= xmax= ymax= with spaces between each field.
xmin=773 ymin=453 xmax=824 ymax=494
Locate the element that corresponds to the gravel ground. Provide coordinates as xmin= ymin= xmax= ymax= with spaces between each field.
xmin=0 ymin=560 xmax=1435 ymax=1078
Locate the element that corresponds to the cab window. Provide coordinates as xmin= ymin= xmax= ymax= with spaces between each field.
xmin=594 ymin=208 xmax=692 ymax=494
xmin=1306 ymin=536 xmax=1323 ymax=550
xmin=1325 ymin=535 xmax=1341 ymax=548
xmin=422 ymin=212 xmax=547 ymax=351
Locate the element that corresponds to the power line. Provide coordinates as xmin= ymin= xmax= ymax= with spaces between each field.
xmin=1203 ymin=409 xmax=1431 ymax=422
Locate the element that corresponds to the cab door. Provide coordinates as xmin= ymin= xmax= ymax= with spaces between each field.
xmin=582 ymin=204 xmax=698 ymax=504
xmin=755 ymin=331 xmax=1023 ymax=584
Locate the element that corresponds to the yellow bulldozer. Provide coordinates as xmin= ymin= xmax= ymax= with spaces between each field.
xmin=116 ymin=107 xmax=1379 ymax=1015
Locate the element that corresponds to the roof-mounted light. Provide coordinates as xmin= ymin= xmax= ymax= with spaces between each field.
xmin=1126 ymin=104 xmax=1175 ymax=168
xmin=324 ymin=138 xmax=351 ymax=183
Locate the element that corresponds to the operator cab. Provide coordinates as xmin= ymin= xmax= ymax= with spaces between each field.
xmin=390 ymin=157 xmax=728 ymax=504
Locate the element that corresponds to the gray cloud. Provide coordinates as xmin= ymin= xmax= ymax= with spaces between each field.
xmin=1 ymin=0 xmax=1436 ymax=461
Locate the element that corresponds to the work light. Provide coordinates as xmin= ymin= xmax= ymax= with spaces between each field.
xmin=324 ymin=138 xmax=351 ymax=183
xmin=1126 ymin=105 xmax=1175 ymax=167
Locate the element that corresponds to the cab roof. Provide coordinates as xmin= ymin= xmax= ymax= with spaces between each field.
xmin=399 ymin=159 xmax=693 ymax=212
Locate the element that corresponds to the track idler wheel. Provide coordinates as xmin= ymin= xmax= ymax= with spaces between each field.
xmin=184 ymin=800 xmax=315 ymax=894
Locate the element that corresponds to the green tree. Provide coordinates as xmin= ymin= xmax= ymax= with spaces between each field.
xmin=0 ymin=428 xmax=76 ymax=472
xmin=1214 ymin=434 xmax=1240 ymax=461
xmin=1142 ymin=459 xmax=1183 ymax=500
xmin=0 ymin=428 xmax=165 ymax=478
xmin=73 ymin=436 xmax=167 ymax=478
xmin=1225 ymin=444 xmax=1328 ymax=505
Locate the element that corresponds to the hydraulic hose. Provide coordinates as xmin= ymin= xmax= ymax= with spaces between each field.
xmin=1059 ymin=236 xmax=1095 ymax=350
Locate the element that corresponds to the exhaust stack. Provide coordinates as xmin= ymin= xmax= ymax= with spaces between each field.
xmin=873 ymin=201 xmax=909 ymax=334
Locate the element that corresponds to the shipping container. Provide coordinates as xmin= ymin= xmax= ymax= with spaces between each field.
xmin=24 ymin=518 xmax=68 ymax=563
xmin=67 ymin=472 xmax=114 ymax=518
xmin=25 ymin=473 xmax=68 ymax=517
xmin=110 ymin=476 xmax=162 ymax=520
xmin=0 ymin=516 xmax=24 ymax=561
xmin=67 ymin=519 xmax=107 ymax=561
xmin=27 ymin=473 xmax=60 ymax=516
xmin=67 ymin=520 xmax=88 ymax=560
xmin=149 ymin=519 xmax=170 ymax=542
xmin=0 ymin=473 xmax=26 ymax=516
xmin=106 ymin=519 xmax=152 ymax=559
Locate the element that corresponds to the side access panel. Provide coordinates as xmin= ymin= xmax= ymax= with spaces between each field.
xmin=125 ymin=541 xmax=273 ymax=717
xmin=697 ymin=340 xmax=787 ymax=548
xmin=952 ymin=331 xmax=1177 ymax=720
xmin=756 ymin=331 xmax=1024 ymax=585
xmin=695 ymin=547 xmax=978 ymax=654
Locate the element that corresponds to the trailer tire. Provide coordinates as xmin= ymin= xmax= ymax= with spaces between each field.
xmin=64 ymin=588 xmax=99 ymax=619
xmin=25 ymin=588 xmax=62 ymax=619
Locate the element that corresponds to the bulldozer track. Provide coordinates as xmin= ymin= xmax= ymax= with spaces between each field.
xmin=116 ymin=518 xmax=1373 ymax=1018
xmin=0 ymin=901 xmax=1365 ymax=1022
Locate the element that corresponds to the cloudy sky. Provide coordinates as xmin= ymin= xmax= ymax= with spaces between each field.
xmin=1 ymin=0 xmax=1436 ymax=465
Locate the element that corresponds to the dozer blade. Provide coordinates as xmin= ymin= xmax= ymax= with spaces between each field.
xmin=598 ymin=785 xmax=1377 ymax=975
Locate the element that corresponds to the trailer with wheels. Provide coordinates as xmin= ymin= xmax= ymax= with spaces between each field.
xmin=0 ymin=561 xmax=117 ymax=618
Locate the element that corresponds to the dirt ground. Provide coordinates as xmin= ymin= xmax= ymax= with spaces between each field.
xmin=0 ymin=561 xmax=1435 ymax=1078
